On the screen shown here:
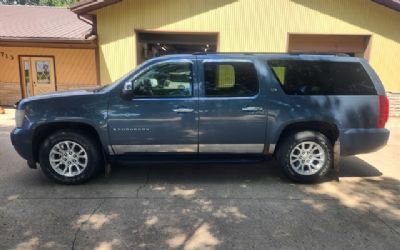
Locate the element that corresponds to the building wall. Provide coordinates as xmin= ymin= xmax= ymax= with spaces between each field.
xmin=0 ymin=46 xmax=97 ymax=105
xmin=96 ymin=0 xmax=400 ymax=92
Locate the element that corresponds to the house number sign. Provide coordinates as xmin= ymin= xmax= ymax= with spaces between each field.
xmin=0 ymin=51 xmax=14 ymax=60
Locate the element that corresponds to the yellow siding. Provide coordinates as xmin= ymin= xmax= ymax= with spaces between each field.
xmin=96 ymin=0 xmax=400 ymax=92
xmin=0 ymin=46 xmax=97 ymax=105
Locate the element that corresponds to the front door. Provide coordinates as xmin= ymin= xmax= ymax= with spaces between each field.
xmin=108 ymin=59 xmax=198 ymax=154
xmin=197 ymin=57 xmax=268 ymax=153
xmin=20 ymin=57 xmax=56 ymax=97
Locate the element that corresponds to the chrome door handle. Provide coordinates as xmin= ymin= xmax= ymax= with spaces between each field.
xmin=242 ymin=106 xmax=263 ymax=112
xmin=173 ymin=108 xmax=194 ymax=113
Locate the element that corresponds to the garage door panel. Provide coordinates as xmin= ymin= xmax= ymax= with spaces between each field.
xmin=288 ymin=34 xmax=370 ymax=55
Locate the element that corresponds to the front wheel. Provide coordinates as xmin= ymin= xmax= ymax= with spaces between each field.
xmin=39 ymin=129 xmax=103 ymax=184
xmin=277 ymin=131 xmax=332 ymax=183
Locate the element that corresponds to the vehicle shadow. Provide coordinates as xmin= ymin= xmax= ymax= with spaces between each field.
xmin=91 ymin=155 xmax=382 ymax=185
xmin=339 ymin=156 xmax=383 ymax=177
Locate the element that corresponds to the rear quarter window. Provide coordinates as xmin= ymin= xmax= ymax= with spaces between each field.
xmin=267 ymin=60 xmax=377 ymax=95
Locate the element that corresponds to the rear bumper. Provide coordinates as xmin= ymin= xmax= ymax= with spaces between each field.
xmin=10 ymin=128 xmax=34 ymax=162
xmin=340 ymin=128 xmax=390 ymax=156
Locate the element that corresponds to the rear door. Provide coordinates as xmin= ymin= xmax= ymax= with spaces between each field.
xmin=197 ymin=56 xmax=268 ymax=153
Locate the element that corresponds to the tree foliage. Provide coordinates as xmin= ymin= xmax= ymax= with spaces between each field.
xmin=0 ymin=0 xmax=77 ymax=7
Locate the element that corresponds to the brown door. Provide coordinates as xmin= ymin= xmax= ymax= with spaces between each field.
xmin=20 ymin=57 xmax=56 ymax=97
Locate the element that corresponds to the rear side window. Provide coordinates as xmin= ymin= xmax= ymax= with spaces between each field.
xmin=204 ymin=62 xmax=259 ymax=97
xmin=267 ymin=60 xmax=376 ymax=95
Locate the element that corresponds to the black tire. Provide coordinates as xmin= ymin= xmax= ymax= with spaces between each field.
xmin=277 ymin=131 xmax=332 ymax=183
xmin=39 ymin=129 xmax=103 ymax=184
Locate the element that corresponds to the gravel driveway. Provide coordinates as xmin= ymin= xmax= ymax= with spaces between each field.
xmin=1 ymin=108 xmax=399 ymax=250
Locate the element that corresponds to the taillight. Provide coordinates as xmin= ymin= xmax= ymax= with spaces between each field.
xmin=377 ymin=95 xmax=389 ymax=128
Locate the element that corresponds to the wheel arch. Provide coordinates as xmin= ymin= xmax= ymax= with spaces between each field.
xmin=32 ymin=122 xmax=106 ymax=162
xmin=273 ymin=120 xmax=339 ymax=156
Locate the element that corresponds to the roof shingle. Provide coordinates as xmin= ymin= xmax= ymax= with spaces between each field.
xmin=0 ymin=5 xmax=94 ymax=42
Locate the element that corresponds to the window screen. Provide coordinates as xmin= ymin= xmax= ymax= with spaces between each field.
xmin=204 ymin=62 xmax=259 ymax=97
xmin=133 ymin=63 xmax=192 ymax=97
xmin=268 ymin=60 xmax=376 ymax=95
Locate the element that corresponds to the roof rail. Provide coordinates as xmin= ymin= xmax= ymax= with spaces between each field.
xmin=288 ymin=52 xmax=351 ymax=57
xmin=192 ymin=52 xmax=351 ymax=57
xmin=192 ymin=52 xmax=259 ymax=55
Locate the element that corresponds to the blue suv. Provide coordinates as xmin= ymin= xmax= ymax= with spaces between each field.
xmin=11 ymin=53 xmax=390 ymax=184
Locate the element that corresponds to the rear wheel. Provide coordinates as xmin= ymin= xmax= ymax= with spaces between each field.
xmin=277 ymin=131 xmax=332 ymax=183
xmin=39 ymin=129 xmax=103 ymax=184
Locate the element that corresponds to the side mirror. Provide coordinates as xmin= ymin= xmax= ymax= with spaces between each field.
xmin=121 ymin=81 xmax=134 ymax=99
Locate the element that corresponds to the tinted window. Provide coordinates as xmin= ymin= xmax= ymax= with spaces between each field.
xmin=133 ymin=63 xmax=192 ymax=97
xmin=268 ymin=60 xmax=376 ymax=95
xmin=204 ymin=62 xmax=258 ymax=97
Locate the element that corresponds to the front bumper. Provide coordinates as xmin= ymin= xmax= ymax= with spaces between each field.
xmin=340 ymin=128 xmax=390 ymax=156
xmin=10 ymin=128 xmax=34 ymax=162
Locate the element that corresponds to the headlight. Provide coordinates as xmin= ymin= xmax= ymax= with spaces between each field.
xmin=15 ymin=109 xmax=26 ymax=128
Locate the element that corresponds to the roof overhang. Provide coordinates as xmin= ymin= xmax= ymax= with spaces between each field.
xmin=70 ymin=0 xmax=400 ymax=14
xmin=70 ymin=0 xmax=122 ymax=14
xmin=372 ymin=0 xmax=400 ymax=11
xmin=0 ymin=36 xmax=97 ymax=49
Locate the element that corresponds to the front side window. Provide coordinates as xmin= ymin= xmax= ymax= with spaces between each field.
xmin=204 ymin=62 xmax=259 ymax=97
xmin=133 ymin=63 xmax=193 ymax=97
xmin=268 ymin=60 xmax=376 ymax=95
